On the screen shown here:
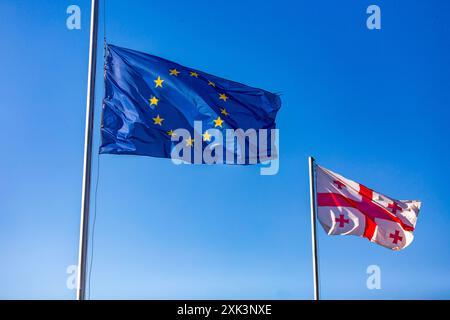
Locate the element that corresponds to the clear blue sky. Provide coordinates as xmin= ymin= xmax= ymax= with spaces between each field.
xmin=0 ymin=0 xmax=449 ymax=299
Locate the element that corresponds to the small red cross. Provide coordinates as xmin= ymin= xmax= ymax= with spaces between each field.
xmin=333 ymin=180 xmax=346 ymax=189
xmin=388 ymin=202 xmax=403 ymax=214
xmin=335 ymin=214 xmax=350 ymax=228
xmin=389 ymin=230 xmax=403 ymax=244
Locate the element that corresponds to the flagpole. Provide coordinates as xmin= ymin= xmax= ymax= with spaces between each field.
xmin=77 ymin=0 xmax=99 ymax=301
xmin=308 ymin=156 xmax=320 ymax=300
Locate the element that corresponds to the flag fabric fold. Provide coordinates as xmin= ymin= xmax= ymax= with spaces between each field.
xmin=315 ymin=165 xmax=421 ymax=250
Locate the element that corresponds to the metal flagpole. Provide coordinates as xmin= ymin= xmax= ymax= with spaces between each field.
xmin=77 ymin=0 xmax=99 ymax=301
xmin=308 ymin=156 xmax=320 ymax=300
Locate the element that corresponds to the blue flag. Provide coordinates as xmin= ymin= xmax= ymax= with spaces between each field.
xmin=100 ymin=44 xmax=281 ymax=164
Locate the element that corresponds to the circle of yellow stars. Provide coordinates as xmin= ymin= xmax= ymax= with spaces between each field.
xmin=148 ymin=68 xmax=232 ymax=146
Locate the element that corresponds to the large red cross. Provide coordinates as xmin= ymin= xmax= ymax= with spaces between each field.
xmin=389 ymin=230 xmax=403 ymax=244
xmin=317 ymin=183 xmax=413 ymax=240
xmin=335 ymin=214 xmax=350 ymax=228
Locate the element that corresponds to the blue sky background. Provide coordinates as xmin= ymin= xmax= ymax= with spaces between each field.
xmin=0 ymin=0 xmax=449 ymax=299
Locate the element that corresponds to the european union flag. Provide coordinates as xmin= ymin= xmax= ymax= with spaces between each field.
xmin=100 ymin=44 xmax=281 ymax=164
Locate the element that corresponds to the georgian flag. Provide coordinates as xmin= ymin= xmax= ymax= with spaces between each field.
xmin=316 ymin=165 xmax=421 ymax=250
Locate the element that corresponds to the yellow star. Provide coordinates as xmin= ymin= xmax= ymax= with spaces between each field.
xmin=153 ymin=114 xmax=164 ymax=125
xmin=219 ymin=93 xmax=228 ymax=102
xmin=203 ymin=131 xmax=212 ymax=142
xmin=208 ymin=80 xmax=216 ymax=87
xmin=149 ymin=96 xmax=159 ymax=106
xmin=190 ymin=71 xmax=199 ymax=78
xmin=167 ymin=130 xmax=177 ymax=138
xmin=154 ymin=76 xmax=164 ymax=88
xmin=169 ymin=68 xmax=180 ymax=76
xmin=186 ymin=137 xmax=195 ymax=147
xmin=213 ymin=116 xmax=224 ymax=128
xmin=220 ymin=108 xmax=229 ymax=117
